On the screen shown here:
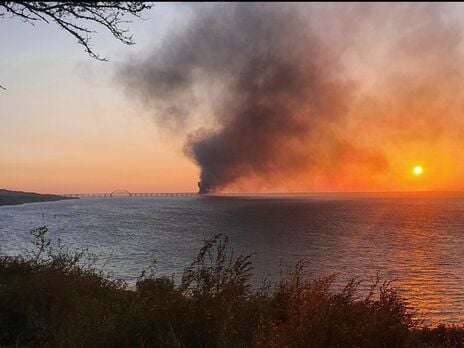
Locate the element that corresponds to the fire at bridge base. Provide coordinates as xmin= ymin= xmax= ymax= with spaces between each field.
xmin=198 ymin=181 xmax=215 ymax=195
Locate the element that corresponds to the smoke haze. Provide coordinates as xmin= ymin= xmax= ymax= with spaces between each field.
xmin=118 ymin=3 xmax=464 ymax=193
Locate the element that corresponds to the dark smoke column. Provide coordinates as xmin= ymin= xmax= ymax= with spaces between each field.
xmin=119 ymin=3 xmax=355 ymax=194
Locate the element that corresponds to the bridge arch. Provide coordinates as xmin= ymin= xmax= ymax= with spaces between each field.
xmin=110 ymin=189 xmax=132 ymax=197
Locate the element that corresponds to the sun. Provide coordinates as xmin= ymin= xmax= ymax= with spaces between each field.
xmin=413 ymin=165 xmax=423 ymax=176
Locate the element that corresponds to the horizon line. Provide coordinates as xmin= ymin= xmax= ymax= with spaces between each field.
xmin=4 ymin=187 xmax=464 ymax=196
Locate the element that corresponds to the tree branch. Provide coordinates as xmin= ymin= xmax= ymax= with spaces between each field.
xmin=0 ymin=2 xmax=153 ymax=89
xmin=1 ymin=2 xmax=152 ymax=60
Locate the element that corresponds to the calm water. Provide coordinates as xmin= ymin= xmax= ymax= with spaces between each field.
xmin=1 ymin=192 xmax=464 ymax=325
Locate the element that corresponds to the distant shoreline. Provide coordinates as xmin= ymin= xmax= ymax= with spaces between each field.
xmin=0 ymin=189 xmax=76 ymax=207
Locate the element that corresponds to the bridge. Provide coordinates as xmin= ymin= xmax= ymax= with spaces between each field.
xmin=63 ymin=189 xmax=198 ymax=198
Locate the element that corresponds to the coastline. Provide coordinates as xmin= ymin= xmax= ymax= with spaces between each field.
xmin=0 ymin=189 xmax=76 ymax=207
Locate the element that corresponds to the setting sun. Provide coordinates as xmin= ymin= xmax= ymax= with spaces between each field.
xmin=413 ymin=165 xmax=424 ymax=176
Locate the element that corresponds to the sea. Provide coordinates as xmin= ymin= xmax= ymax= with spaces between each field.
xmin=1 ymin=192 xmax=464 ymax=325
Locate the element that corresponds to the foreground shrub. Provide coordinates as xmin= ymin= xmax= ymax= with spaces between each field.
xmin=0 ymin=227 xmax=129 ymax=347
xmin=255 ymin=265 xmax=414 ymax=347
xmin=0 ymin=227 xmax=462 ymax=347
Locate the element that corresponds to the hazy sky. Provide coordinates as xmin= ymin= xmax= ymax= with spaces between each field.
xmin=2 ymin=3 xmax=464 ymax=194
xmin=1 ymin=4 xmax=200 ymax=193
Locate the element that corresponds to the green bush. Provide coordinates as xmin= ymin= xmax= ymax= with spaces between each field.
xmin=0 ymin=227 xmax=462 ymax=347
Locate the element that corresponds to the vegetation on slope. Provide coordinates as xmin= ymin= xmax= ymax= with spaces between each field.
xmin=0 ymin=227 xmax=462 ymax=347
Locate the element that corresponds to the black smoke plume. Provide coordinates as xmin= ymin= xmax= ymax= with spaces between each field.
xmin=118 ymin=4 xmax=386 ymax=193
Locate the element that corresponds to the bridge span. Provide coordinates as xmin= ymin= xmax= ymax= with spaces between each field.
xmin=63 ymin=190 xmax=198 ymax=198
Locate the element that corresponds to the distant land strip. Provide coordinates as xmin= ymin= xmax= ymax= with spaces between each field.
xmin=0 ymin=189 xmax=76 ymax=207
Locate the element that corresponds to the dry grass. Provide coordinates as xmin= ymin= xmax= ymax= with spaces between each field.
xmin=0 ymin=227 xmax=463 ymax=347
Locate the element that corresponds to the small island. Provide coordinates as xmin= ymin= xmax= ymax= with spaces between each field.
xmin=0 ymin=189 xmax=76 ymax=207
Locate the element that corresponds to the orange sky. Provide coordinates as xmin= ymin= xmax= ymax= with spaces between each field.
xmin=1 ymin=3 xmax=464 ymax=194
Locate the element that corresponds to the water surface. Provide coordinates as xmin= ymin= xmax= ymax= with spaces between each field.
xmin=1 ymin=192 xmax=464 ymax=325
